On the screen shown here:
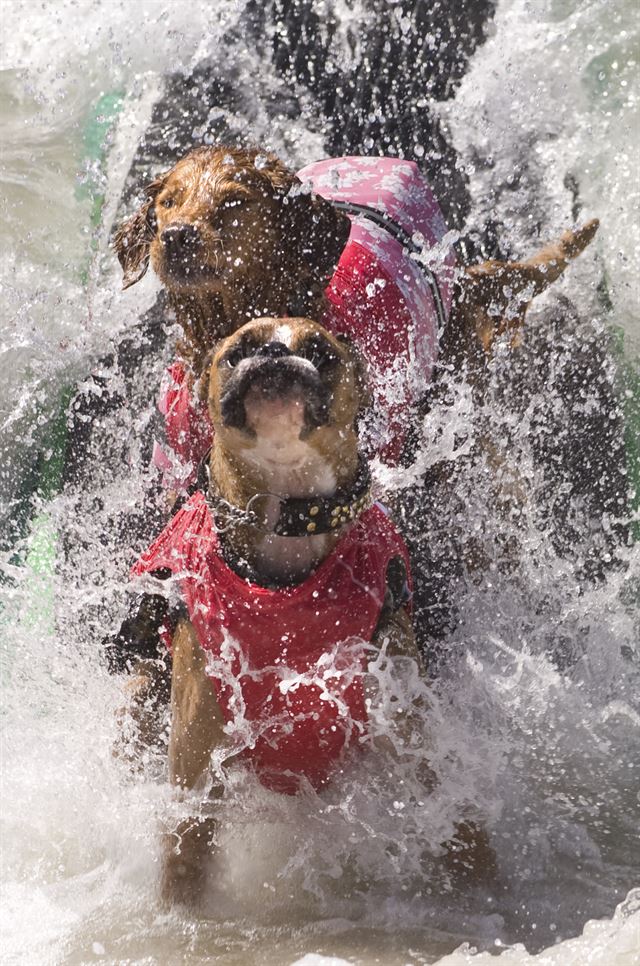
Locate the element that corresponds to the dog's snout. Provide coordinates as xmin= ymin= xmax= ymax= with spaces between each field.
xmin=220 ymin=338 xmax=331 ymax=434
xmin=161 ymin=223 xmax=200 ymax=255
xmin=255 ymin=341 xmax=292 ymax=359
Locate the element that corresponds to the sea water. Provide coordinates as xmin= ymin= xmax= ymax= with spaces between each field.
xmin=1 ymin=1 xmax=638 ymax=964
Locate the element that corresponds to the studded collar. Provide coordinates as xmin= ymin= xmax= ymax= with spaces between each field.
xmin=195 ymin=452 xmax=372 ymax=538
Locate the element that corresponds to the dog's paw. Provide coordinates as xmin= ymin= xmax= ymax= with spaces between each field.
xmin=161 ymin=817 xmax=217 ymax=910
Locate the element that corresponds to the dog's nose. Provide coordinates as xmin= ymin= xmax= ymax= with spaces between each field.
xmin=254 ymin=342 xmax=292 ymax=359
xmin=161 ymin=223 xmax=200 ymax=255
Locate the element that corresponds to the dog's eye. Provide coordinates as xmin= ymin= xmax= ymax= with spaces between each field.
xmin=299 ymin=338 xmax=339 ymax=370
xmin=223 ymin=345 xmax=245 ymax=369
xmin=161 ymin=197 xmax=175 ymax=209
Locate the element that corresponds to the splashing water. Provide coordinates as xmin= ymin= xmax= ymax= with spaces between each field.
xmin=1 ymin=1 xmax=639 ymax=964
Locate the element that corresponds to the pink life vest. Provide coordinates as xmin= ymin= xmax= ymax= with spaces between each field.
xmin=153 ymin=157 xmax=455 ymax=486
xmin=132 ymin=492 xmax=411 ymax=795
xmin=299 ymin=156 xmax=455 ymax=462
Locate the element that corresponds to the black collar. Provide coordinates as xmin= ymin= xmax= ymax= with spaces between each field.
xmin=194 ymin=452 xmax=372 ymax=538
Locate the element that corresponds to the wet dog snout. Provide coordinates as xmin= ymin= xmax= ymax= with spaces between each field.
xmin=220 ymin=351 xmax=330 ymax=433
xmin=254 ymin=341 xmax=291 ymax=360
xmin=161 ymin=223 xmax=201 ymax=258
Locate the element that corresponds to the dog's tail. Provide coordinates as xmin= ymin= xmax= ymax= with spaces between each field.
xmin=451 ymin=219 xmax=600 ymax=360
xmin=466 ymin=218 xmax=599 ymax=296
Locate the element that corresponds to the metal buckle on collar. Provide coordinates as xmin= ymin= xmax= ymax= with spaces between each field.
xmin=244 ymin=491 xmax=285 ymax=531
xmin=207 ymin=493 xmax=258 ymax=534
xmin=207 ymin=490 xmax=284 ymax=535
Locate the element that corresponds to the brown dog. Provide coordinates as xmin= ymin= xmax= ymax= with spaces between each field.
xmin=114 ymin=147 xmax=350 ymax=376
xmin=114 ymin=145 xmax=598 ymax=394
xmin=126 ymin=317 xmax=420 ymax=906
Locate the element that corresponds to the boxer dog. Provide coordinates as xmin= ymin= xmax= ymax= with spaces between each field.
xmin=125 ymin=317 xmax=430 ymax=906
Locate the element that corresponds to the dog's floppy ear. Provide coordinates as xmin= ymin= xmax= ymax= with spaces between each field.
xmin=196 ymin=345 xmax=220 ymax=409
xmin=113 ymin=176 xmax=165 ymax=290
xmin=258 ymin=159 xmax=350 ymax=291
xmin=285 ymin=182 xmax=351 ymax=290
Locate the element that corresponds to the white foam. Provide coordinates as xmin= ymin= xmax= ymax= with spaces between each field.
xmin=440 ymin=0 xmax=640 ymax=353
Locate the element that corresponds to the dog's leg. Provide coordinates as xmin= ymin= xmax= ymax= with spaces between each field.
xmin=374 ymin=601 xmax=422 ymax=665
xmin=106 ymin=591 xmax=173 ymax=763
xmin=115 ymin=657 xmax=171 ymax=764
xmin=162 ymin=619 xmax=226 ymax=909
xmin=367 ymin=582 xmax=434 ymax=774
xmin=368 ymin=590 xmax=497 ymax=883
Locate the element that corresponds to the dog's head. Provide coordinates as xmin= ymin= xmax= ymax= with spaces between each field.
xmin=207 ymin=317 xmax=368 ymax=457
xmin=114 ymin=147 xmax=350 ymax=305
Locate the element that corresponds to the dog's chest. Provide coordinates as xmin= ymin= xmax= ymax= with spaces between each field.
xmin=254 ymin=528 xmax=331 ymax=584
xmin=241 ymin=438 xmax=337 ymax=583
xmin=242 ymin=436 xmax=337 ymax=499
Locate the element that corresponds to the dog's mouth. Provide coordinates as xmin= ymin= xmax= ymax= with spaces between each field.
xmin=162 ymin=259 xmax=222 ymax=285
xmin=221 ymin=350 xmax=331 ymax=438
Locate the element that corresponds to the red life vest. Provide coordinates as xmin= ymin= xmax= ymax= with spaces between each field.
xmin=132 ymin=492 xmax=411 ymax=794
xmin=151 ymin=361 xmax=211 ymax=490
xmin=153 ymin=157 xmax=455 ymax=488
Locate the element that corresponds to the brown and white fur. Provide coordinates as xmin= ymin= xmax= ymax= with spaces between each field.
xmin=143 ymin=317 xmax=422 ymax=906
xmin=207 ymin=317 xmax=365 ymax=583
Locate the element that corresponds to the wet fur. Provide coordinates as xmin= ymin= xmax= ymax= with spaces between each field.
xmin=159 ymin=317 xmax=422 ymax=906
xmin=114 ymin=160 xmax=600 ymax=904
xmin=114 ymin=147 xmax=350 ymax=377
xmin=113 ymin=153 xmax=602 ymax=682
xmin=114 ymin=147 xmax=599 ymax=455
